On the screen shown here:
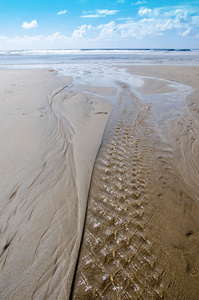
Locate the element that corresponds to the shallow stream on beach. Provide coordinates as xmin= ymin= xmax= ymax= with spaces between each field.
xmin=3 ymin=62 xmax=192 ymax=137
xmin=55 ymin=63 xmax=193 ymax=141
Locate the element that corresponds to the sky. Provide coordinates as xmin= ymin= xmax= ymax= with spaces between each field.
xmin=0 ymin=0 xmax=198 ymax=50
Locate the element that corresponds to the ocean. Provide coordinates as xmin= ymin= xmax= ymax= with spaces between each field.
xmin=0 ymin=48 xmax=199 ymax=66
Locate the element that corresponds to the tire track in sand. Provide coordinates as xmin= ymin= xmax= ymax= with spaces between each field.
xmin=71 ymin=85 xmax=199 ymax=299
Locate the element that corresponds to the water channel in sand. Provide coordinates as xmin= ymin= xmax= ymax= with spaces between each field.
xmin=58 ymin=63 xmax=192 ymax=140
xmin=65 ymin=66 xmax=199 ymax=299
xmin=8 ymin=63 xmax=192 ymax=136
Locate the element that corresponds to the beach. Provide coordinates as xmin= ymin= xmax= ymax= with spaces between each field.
xmin=0 ymin=63 xmax=199 ymax=299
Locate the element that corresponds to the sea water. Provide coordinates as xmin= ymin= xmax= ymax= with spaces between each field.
xmin=0 ymin=48 xmax=199 ymax=66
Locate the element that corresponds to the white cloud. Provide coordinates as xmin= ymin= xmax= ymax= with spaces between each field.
xmin=22 ymin=20 xmax=38 ymax=29
xmin=181 ymin=27 xmax=194 ymax=37
xmin=46 ymin=32 xmax=67 ymax=41
xmin=0 ymin=35 xmax=8 ymax=41
xmin=117 ymin=0 xmax=125 ymax=3
xmin=164 ymin=9 xmax=190 ymax=23
xmin=81 ymin=9 xmax=118 ymax=18
xmin=192 ymin=15 xmax=199 ymax=24
xmin=0 ymin=32 xmax=72 ymax=49
xmin=117 ymin=17 xmax=133 ymax=21
xmin=72 ymin=25 xmax=92 ymax=38
xmin=138 ymin=7 xmax=160 ymax=17
xmin=131 ymin=0 xmax=147 ymax=5
xmin=0 ymin=34 xmax=43 ymax=43
xmin=98 ymin=21 xmax=117 ymax=38
xmin=138 ymin=8 xmax=152 ymax=16
xmin=57 ymin=10 xmax=67 ymax=15
xmin=81 ymin=14 xmax=101 ymax=18
xmin=98 ymin=9 xmax=118 ymax=15
xmin=117 ymin=18 xmax=171 ymax=39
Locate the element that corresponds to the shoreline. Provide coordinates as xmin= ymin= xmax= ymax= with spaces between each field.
xmin=0 ymin=65 xmax=199 ymax=299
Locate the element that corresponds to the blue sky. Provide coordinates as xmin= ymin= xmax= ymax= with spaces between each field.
xmin=0 ymin=0 xmax=198 ymax=49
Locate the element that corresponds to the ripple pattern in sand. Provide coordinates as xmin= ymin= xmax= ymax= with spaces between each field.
xmin=71 ymin=86 xmax=199 ymax=299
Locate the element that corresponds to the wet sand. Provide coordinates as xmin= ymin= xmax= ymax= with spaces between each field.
xmin=0 ymin=69 xmax=113 ymax=299
xmin=0 ymin=66 xmax=199 ymax=299
xmin=126 ymin=65 xmax=199 ymax=197
xmin=71 ymin=66 xmax=199 ymax=299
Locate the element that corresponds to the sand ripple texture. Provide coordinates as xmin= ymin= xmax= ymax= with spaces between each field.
xmin=0 ymin=69 xmax=112 ymax=300
xmin=71 ymin=85 xmax=199 ymax=299
xmin=0 ymin=71 xmax=79 ymax=299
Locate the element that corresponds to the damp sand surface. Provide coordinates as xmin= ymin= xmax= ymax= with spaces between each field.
xmin=71 ymin=66 xmax=199 ymax=299
xmin=0 ymin=68 xmax=113 ymax=299
xmin=0 ymin=66 xmax=199 ymax=299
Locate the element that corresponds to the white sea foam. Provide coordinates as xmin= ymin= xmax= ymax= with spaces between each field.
xmin=0 ymin=48 xmax=198 ymax=56
xmin=0 ymin=48 xmax=199 ymax=66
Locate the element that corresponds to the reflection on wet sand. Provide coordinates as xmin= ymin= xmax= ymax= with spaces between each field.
xmin=71 ymin=84 xmax=199 ymax=299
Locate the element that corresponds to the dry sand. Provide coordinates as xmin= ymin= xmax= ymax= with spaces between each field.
xmin=0 ymin=66 xmax=199 ymax=299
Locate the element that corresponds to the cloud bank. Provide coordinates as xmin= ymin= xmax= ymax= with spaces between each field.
xmin=78 ymin=7 xmax=199 ymax=41
xmin=1 ymin=6 xmax=198 ymax=49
